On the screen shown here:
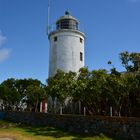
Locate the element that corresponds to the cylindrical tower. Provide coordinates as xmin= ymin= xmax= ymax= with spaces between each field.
xmin=48 ymin=11 xmax=85 ymax=77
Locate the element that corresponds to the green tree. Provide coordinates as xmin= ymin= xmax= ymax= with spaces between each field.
xmin=121 ymin=73 xmax=140 ymax=116
xmin=26 ymin=85 xmax=46 ymax=112
xmin=87 ymin=69 xmax=108 ymax=115
xmin=119 ymin=51 xmax=140 ymax=72
xmin=47 ymin=70 xmax=64 ymax=113
xmin=0 ymin=78 xmax=21 ymax=111
xmin=105 ymin=71 xmax=124 ymax=116
xmin=47 ymin=70 xmax=77 ymax=113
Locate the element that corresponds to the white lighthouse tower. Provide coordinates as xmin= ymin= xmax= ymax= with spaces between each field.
xmin=48 ymin=11 xmax=85 ymax=77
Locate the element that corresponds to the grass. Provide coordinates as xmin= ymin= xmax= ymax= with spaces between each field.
xmin=0 ymin=120 xmax=131 ymax=140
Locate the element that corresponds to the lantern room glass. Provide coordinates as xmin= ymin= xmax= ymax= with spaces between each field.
xmin=56 ymin=19 xmax=78 ymax=30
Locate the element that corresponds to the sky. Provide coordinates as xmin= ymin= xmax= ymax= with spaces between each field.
xmin=0 ymin=0 xmax=140 ymax=84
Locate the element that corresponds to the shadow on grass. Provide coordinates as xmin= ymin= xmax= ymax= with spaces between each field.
xmin=0 ymin=120 xmax=133 ymax=140
xmin=19 ymin=124 xmax=133 ymax=140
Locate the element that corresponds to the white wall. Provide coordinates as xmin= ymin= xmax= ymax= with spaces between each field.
xmin=49 ymin=30 xmax=85 ymax=77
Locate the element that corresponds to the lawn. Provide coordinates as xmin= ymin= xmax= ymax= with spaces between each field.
xmin=0 ymin=120 xmax=131 ymax=140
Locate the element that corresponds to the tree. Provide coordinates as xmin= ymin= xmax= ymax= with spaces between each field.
xmin=0 ymin=78 xmax=46 ymax=112
xmin=105 ymin=71 xmax=124 ymax=116
xmin=47 ymin=70 xmax=77 ymax=113
xmin=0 ymin=78 xmax=21 ymax=111
xmin=26 ymin=85 xmax=46 ymax=112
xmin=47 ymin=70 xmax=64 ymax=113
xmin=122 ymin=73 xmax=140 ymax=117
xmin=86 ymin=69 xmax=109 ymax=115
xmin=119 ymin=51 xmax=140 ymax=72
xmin=21 ymin=79 xmax=45 ymax=112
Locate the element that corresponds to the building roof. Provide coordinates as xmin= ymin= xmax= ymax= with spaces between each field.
xmin=56 ymin=11 xmax=79 ymax=23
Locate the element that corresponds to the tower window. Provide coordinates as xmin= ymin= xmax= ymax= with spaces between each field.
xmin=54 ymin=36 xmax=57 ymax=42
xmin=80 ymin=52 xmax=83 ymax=61
xmin=80 ymin=38 xmax=83 ymax=43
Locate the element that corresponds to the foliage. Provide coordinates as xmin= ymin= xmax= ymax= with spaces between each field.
xmin=47 ymin=70 xmax=77 ymax=113
xmin=0 ymin=51 xmax=140 ymax=117
xmin=0 ymin=79 xmax=21 ymax=111
xmin=119 ymin=51 xmax=140 ymax=72
xmin=0 ymin=78 xmax=47 ymax=112
xmin=45 ymin=51 xmax=140 ymax=116
xmin=26 ymin=85 xmax=46 ymax=112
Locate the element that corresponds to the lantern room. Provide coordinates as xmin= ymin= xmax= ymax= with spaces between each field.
xmin=56 ymin=11 xmax=79 ymax=30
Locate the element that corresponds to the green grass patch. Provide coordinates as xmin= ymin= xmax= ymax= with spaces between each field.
xmin=0 ymin=120 xmax=132 ymax=140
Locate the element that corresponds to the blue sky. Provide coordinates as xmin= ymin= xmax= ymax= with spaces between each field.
xmin=0 ymin=0 xmax=140 ymax=84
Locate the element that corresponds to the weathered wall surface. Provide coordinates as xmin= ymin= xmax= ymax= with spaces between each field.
xmin=3 ymin=112 xmax=140 ymax=140
xmin=49 ymin=30 xmax=85 ymax=77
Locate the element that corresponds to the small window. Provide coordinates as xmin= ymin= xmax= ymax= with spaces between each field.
xmin=54 ymin=36 xmax=57 ymax=42
xmin=80 ymin=52 xmax=83 ymax=61
xmin=80 ymin=38 xmax=83 ymax=43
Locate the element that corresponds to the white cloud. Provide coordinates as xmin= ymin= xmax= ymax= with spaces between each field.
xmin=0 ymin=31 xmax=7 ymax=47
xmin=0 ymin=30 xmax=11 ymax=63
xmin=0 ymin=48 xmax=11 ymax=63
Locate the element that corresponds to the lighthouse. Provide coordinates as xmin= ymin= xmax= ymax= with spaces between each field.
xmin=48 ymin=11 xmax=85 ymax=77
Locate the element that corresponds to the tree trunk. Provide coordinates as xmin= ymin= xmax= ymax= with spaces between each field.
xmin=35 ymin=99 xmax=38 ymax=112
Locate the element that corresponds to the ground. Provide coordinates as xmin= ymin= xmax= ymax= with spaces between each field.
xmin=0 ymin=120 xmax=132 ymax=140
